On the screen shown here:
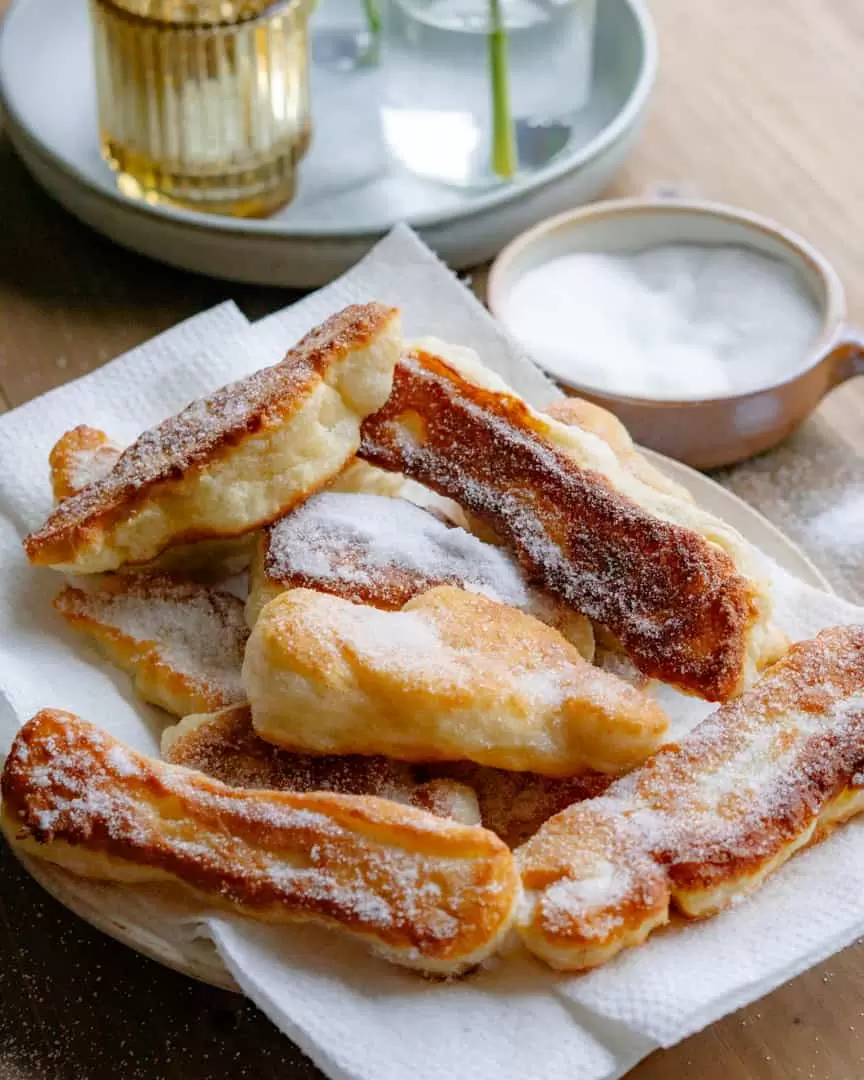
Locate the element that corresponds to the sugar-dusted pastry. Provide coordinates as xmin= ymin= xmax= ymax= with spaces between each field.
xmin=429 ymin=762 xmax=612 ymax=848
xmin=246 ymin=491 xmax=594 ymax=659
xmin=329 ymin=457 xmax=466 ymax=529
xmin=25 ymin=304 xmax=402 ymax=574
xmin=243 ymin=585 xmax=668 ymax=777
xmin=544 ymin=397 xmax=789 ymax=671
xmin=2 ymin=710 xmax=519 ymax=975
xmin=543 ymin=397 xmax=695 ymax=503
xmin=48 ymin=425 xmax=255 ymax=579
xmin=517 ymin=626 xmax=864 ymax=971
xmin=457 ymin=395 xmax=695 ymax=554
xmin=54 ymin=574 xmax=248 ymax=717
xmin=360 ymin=343 xmax=774 ymax=701
xmin=164 ymin=707 xmax=610 ymax=845
xmin=163 ymin=705 xmax=481 ymax=826
xmin=49 ymin=425 xmax=122 ymax=502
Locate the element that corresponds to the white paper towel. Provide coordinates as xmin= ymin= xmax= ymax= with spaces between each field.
xmin=1 ymin=227 xmax=863 ymax=1080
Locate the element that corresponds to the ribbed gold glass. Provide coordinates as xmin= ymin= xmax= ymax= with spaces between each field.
xmin=90 ymin=0 xmax=313 ymax=217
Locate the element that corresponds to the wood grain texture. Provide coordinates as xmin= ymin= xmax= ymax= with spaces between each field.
xmin=0 ymin=0 xmax=862 ymax=1076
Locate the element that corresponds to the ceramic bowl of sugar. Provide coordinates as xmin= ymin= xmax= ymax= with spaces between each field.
xmin=488 ymin=198 xmax=864 ymax=468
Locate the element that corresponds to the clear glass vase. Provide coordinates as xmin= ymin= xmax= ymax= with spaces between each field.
xmin=311 ymin=0 xmax=380 ymax=71
xmin=378 ymin=0 xmax=596 ymax=188
xmin=90 ymin=0 xmax=314 ymax=217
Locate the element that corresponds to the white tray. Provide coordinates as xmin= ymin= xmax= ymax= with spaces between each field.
xmin=8 ymin=451 xmax=831 ymax=992
xmin=0 ymin=0 xmax=655 ymax=286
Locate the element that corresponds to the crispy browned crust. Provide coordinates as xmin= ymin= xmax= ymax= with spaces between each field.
xmin=517 ymin=626 xmax=864 ymax=971
xmin=255 ymin=495 xmax=592 ymax=664
xmin=360 ymin=350 xmax=759 ymax=701
xmin=166 ymin=705 xmax=415 ymax=791
xmin=165 ymin=707 xmax=608 ymax=845
xmin=3 ymin=710 xmax=519 ymax=974
xmin=543 ymin=398 xmax=694 ymax=503
xmin=429 ymin=762 xmax=613 ymax=849
xmin=49 ymin=430 xmax=254 ymax=580
xmin=49 ymin=426 xmax=122 ymax=502
xmin=164 ymin=706 xmax=480 ymax=826
xmin=25 ymin=304 xmax=398 ymax=568
xmin=266 ymin=558 xmax=427 ymax=610
xmin=53 ymin=574 xmax=248 ymax=717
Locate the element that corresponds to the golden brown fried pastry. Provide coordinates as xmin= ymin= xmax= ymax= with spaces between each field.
xmin=543 ymin=398 xmax=798 ymax=671
xmin=328 ymin=458 xmax=407 ymax=498
xmin=246 ymin=491 xmax=594 ymax=658
xmin=543 ymin=397 xmax=695 ymax=503
xmin=331 ymin=459 xmax=471 ymax=537
xmin=49 ymin=425 xmax=122 ymax=502
xmin=164 ymin=707 xmax=608 ymax=846
xmin=25 ymin=304 xmax=402 ymax=574
xmin=162 ymin=706 xmax=481 ymax=826
xmin=458 ymin=393 xmax=692 ymax=560
xmin=2 ymin=710 xmax=519 ymax=975
xmin=54 ymin=575 xmax=248 ymax=717
xmin=359 ymin=344 xmax=773 ymax=701
xmin=48 ymin=426 xmax=254 ymax=579
xmin=144 ymin=536 xmax=256 ymax=580
xmin=517 ymin=626 xmax=864 ymax=971
xmin=243 ymin=585 xmax=668 ymax=777
xmin=429 ymin=762 xmax=613 ymax=849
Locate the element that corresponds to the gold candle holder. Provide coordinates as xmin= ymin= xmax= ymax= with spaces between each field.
xmin=90 ymin=0 xmax=313 ymax=217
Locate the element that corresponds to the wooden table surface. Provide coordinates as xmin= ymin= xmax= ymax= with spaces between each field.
xmin=1 ymin=0 xmax=863 ymax=1077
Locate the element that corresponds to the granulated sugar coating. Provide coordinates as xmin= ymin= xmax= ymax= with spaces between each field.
xmin=257 ymin=492 xmax=595 ymax=656
xmin=245 ymin=585 xmax=668 ymax=776
xmin=263 ymin=491 xmax=533 ymax=610
xmin=48 ymin=426 xmax=123 ymax=501
xmin=361 ymin=351 xmax=768 ymax=701
xmin=163 ymin=706 xmax=481 ymax=827
xmin=24 ymin=303 xmax=401 ymax=572
xmin=517 ymin=627 xmax=864 ymax=968
xmin=429 ymin=761 xmax=613 ymax=847
xmin=54 ymin=574 xmax=249 ymax=713
xmin=3 ymin=711 xmax=519 ymax=975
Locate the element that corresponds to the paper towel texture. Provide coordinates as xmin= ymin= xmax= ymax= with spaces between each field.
xmin=1 ymin=228 xmax=863 ymax=1080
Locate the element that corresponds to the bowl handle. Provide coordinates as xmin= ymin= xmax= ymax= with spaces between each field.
xmin=824 ymin=326 xmax=864 ymax=389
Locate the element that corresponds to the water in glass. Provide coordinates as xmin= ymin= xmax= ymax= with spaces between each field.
xmin=379 ymin=0 xmax=595 ymax=187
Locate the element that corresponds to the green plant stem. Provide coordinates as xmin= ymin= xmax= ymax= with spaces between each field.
xmin=488 ymin=0 xmax=516 ymax=180
xmin=363 ymin=0 xmax=381 ymax=36
xmin=361 ymin=0 xmax=381 ymax=64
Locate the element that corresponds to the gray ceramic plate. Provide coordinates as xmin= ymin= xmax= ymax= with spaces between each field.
xmin=0 ymin=0 xmax=656 ymax=286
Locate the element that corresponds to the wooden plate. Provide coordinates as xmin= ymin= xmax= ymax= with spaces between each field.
xmin=6 ymin=454 xmax=830 ymax=990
